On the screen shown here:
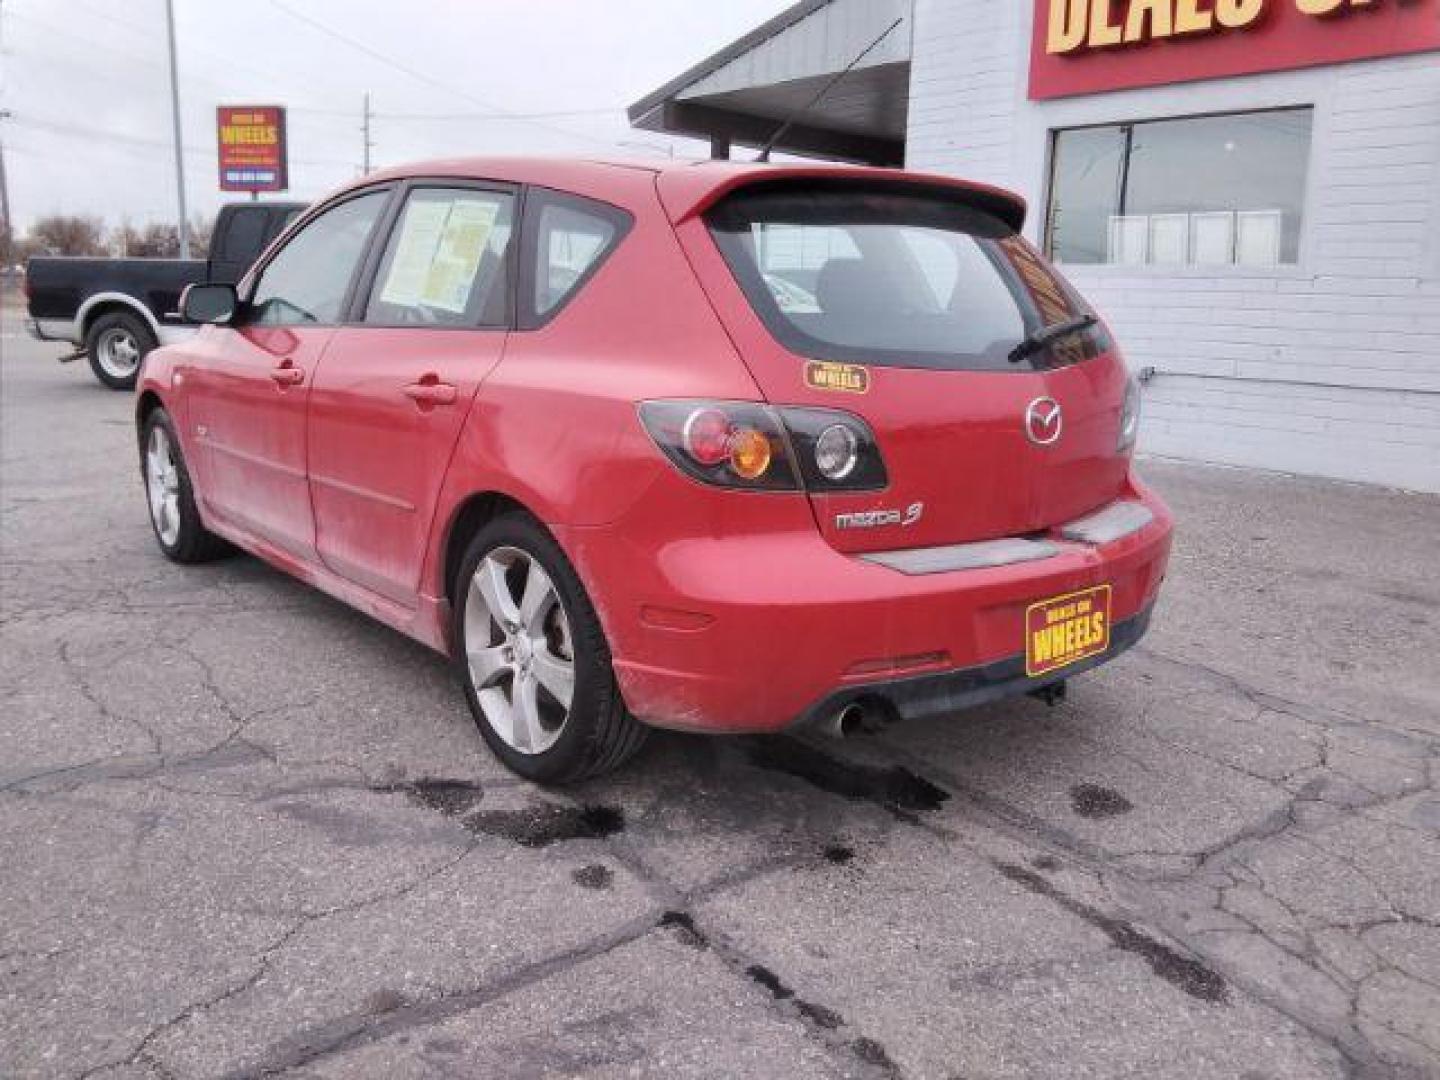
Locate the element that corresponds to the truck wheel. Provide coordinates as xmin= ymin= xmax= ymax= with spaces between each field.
xmin=87 ymin=311 xmax=154 ymax=390
xmin=453 ymin=513 xmax=648 ymax=783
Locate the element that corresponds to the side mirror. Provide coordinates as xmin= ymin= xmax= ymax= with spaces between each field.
xmin=180 ymin=283 xmax=237 ymax=325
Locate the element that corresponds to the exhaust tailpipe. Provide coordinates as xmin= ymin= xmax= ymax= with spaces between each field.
xmin=820 ymin=702 xmax=868 ymax=739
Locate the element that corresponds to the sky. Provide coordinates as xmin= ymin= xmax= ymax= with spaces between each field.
xmin=0 ymin=0 xmax=795 ymax=234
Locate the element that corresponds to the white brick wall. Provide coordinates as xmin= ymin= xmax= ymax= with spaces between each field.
xmin=907 ymin=0 xmax=1440 ymax=493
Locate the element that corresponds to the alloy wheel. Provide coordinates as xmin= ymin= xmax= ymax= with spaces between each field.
xmin=463 ymin=546 xmax=576 ymax=755
xmin=145 ymin=424 xmax=182 ymax=546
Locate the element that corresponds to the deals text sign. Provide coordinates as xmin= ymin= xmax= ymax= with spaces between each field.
xmin=1030 ymin=0 xmax=1440 ymax=99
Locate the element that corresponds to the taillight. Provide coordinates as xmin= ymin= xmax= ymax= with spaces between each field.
xmin=639 ymin=401 xmax=887 ymax=493
xmin=777 ymin=407 xmax=887 ymax=492
xmin=681 ymin=407 xmax=731 ymax=466
xmin=1118 ymin=373 xmax=1141 ymax=455
xmin=639 ymin=401 xmax=799 ymax=490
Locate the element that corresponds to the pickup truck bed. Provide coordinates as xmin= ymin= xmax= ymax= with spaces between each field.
xmin=25 ymin=200 xmax=304 ymax=389
xmin=27 ymin=257 xmax=204 ymax=346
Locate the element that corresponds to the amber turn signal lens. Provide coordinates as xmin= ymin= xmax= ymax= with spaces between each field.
xmin=728 ymin=427 xmax=772 ymax=479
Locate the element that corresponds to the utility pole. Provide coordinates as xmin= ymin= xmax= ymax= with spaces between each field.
xmin=163 ymin=0 xmax=190 ymax=258
xmin=361 ymin=92 xmax=374 ymax=175
xmin=0 ymin=111 xmax=12 ymax=265
xmin=0 ymin=2 xmax=13 ymax=263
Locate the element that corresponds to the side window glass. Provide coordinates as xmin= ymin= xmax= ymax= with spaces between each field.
xmin=531 ymin=197 xmax=626 ymax=320
xmin=365 ymin=188 xmax=515 ymax=327
xmin=248 ymin=190 xmax=387 ymax=326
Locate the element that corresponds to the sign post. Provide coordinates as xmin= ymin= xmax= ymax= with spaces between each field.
xmin=165 ymin=0 xmax=189 ymax=257
xmin=216 ymin=106 xmax=289 ymax=194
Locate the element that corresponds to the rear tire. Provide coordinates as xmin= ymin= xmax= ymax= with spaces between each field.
xmin=87 ymin=310 xmax=153 ymax=390
xmin=453 ymin=513 xmax=647 ymax=783
xmin=140 ymin=408 xmax=229 ymax=563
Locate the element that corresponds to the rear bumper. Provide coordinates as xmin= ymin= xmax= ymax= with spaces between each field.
xmin=791 ymin=603 xmax=1153 ymax=731
xmin=27 ymin=317 xmax=76 ymax=344
xmin=561 ymin=473 xmax=1173 ymax=735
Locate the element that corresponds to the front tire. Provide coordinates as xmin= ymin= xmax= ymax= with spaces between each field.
xmin=453 ymin=514 xmax=647 ymax=783
xmin=87 ymin=310 xmax=154 ymax=390
xmin=140 ymin=408 xmax=228 ymax=563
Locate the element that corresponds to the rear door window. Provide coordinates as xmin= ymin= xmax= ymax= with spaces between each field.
xmin=708 ymin=184 xmax=1099 ymax=372
xmin=363 ymin=187 xmax=516 ymax=327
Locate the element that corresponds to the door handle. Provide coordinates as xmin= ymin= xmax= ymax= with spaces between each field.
xmin=270 ymin=363 xmax=305 ymax=386
xmin=402 ymin=378 xmax=457 ymax=406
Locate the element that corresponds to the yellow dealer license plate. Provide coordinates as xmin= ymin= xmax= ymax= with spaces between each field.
xmin=1025 ymin=585 xmax=1111 ymax=678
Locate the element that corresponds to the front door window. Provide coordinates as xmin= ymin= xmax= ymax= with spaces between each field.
xmin=248 ymin=191 xmax=389 ymax=325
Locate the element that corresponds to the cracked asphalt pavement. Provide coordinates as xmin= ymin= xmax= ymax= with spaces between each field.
xmin=3 ymin=322 xmax=1438 ymax=1079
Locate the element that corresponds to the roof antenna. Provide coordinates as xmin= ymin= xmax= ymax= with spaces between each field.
xmin=755 ymin=15 xmax=904 ymax=163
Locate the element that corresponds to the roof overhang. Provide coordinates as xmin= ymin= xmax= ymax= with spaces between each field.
xmin=628 ymin=0 xmax=911 ymax=166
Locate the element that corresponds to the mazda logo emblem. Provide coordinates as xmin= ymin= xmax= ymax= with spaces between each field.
xmin=1025 ymin=397 xmax=1063 ymax=446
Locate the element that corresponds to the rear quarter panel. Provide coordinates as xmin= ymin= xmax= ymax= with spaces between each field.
xmin=423 ymin=170 xmax=763 ymax=598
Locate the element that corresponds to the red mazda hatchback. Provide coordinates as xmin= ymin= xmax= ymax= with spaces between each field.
xmin=138 ymin=158 xmax=1173 ymax=782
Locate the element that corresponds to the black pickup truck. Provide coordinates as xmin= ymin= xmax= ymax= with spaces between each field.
xmin=25 ymin=200 xmax=304 ymax=389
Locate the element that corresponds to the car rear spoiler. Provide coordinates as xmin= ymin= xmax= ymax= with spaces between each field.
xmin=656 ymin=163 xmax=1028 ymax=234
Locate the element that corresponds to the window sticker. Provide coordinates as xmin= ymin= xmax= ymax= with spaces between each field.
xmin=379 ymin=197 xmax=499 ymax=314
xmin=378 ymin=200 xmax=449 ymax=308
xmin=423 ymin=199 xmax=498 ymax=313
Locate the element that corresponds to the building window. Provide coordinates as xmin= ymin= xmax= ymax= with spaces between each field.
xmin=1045 ymin=108 xmax=1313 ymax=268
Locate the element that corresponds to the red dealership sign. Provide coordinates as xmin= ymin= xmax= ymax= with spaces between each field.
xmin=216 ymin=106 xmax=288 ymax=192
xmin=1030 ymin=0 xmax=1440 ymax=100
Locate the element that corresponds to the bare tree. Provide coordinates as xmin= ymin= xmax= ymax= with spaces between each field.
xmin=28 ymin=214 xmax=107 ymax=256
xmin=188 ymin=213 xmax=214 ymax=259
xmin=0 ymin=227 xmax=27 ymax=267
xmin=131 ymin=222 xmax=180 ymax=258
xmin=112 ymin=216 xmax=212 ymax=259
xmin=111 ymin=220 xmax=139 ymax=257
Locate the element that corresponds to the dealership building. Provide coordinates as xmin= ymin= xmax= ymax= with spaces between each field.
xmin=631 ymin=0 xmax=1440 ymax=493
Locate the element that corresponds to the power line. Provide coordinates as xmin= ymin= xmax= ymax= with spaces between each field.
xmin=280 ymin=105 xmax=625 ymax=121
xmin=5 ymin=9 xmax=167 ymax=71
xmin=10 ymin=114 xmax=356 ymax=169
xmin=263 ymin=0 xmax=620 ymax=149
xmin=6 ymin=8 xmax=285 ymax=101
xmin=22 ymin=3 xmax=624 ymax=126
xmin=62 ymin=0 xmax=372 ymax=106
xmin=10 ymin=5 xmax=635 ymax=149
xmin=370 ymin=107 xmax=625 ymax=122
xmin=361 ymin=92 xmax=373 ymax=174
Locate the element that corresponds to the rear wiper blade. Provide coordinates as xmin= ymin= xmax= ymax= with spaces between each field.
xmin=1008 ymin=314 xmax=1098 ymax=364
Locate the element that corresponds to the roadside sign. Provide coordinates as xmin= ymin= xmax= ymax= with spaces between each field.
xmin=216 ymin=106 xmax=288 ymax=193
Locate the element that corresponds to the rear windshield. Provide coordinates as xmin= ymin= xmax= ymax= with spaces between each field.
xmin=707 ymin=183 xmax=1101 ymax=372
